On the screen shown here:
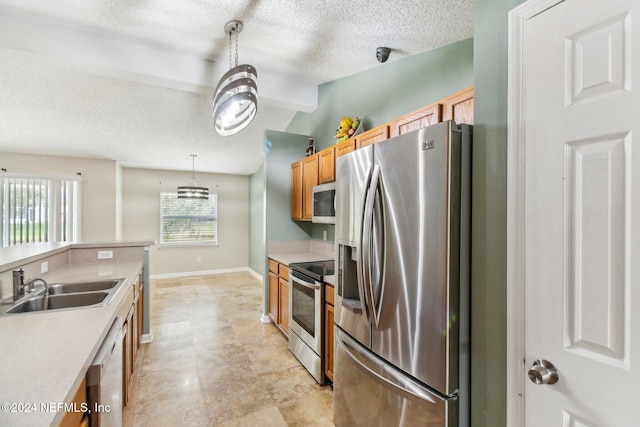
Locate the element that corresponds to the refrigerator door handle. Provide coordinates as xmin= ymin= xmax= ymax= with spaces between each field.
xmin=362 ymin=165 xmax=382 ymax=327
xmin=357 ymin=165 xmax=374 ymax=324
xmin=369 ymin=169 xmax=385 ymax=327
xmin=336 ymin=328 xmax=448 ymax=404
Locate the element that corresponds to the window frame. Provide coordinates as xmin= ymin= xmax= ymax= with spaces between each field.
xmin=159 ymin=191 xmax=218 ymax=247
xmin=0 ymin=173 xmax=81 ymax=248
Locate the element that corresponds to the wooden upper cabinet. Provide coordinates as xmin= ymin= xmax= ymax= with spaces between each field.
xmin=290 ymin=160 xmax=303 ymax=220
xmin=355 ymin=124 xmax=390 ymax=149
xmin=289 ymin=88 xmax=473 ymax=220
xmin=391 ymin=102 xmax=442 ymax=137
xmin=291 ymin=153 xmax=320 ymax=221
xmin=302 ymin=154 xmax=318 ymax=220
xmin=443 ymin=86 xmax=474 ymax=125
xmin=318 ymin=146 xmax=336 ymax=184
xmin=335 ymin=138 xmax=356 ymax=158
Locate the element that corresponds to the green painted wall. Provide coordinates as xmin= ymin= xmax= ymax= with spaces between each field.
xmin=287 ymin=38 xmax=474 ymax=151
xmin=250 ymin=130 xmax=314 ymax=315
xmin=472 ymin=0 xmax=525 ymax=426
xmin=264 ymin=130 xmax=313 ymax=245
xmin=287 ymin=38 xmax=474 ymax=244
xmin=248 ymin=164 xmax=265 ymax=276
xmin=254 ymin=11 xmax=522 ymax=422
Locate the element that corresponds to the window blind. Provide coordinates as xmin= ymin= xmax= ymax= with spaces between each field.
xmin=1 ymin=175 xmax=80 ymax=247
xmin=160 ymin=192 xmax=217 ymax=245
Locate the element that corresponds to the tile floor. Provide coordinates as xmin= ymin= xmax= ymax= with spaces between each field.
xmin=123 ymin=272 xmax=334 ymax=426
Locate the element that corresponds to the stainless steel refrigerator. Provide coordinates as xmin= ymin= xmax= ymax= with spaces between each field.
xmin=333 ymin=120 xmax=471 ymax=427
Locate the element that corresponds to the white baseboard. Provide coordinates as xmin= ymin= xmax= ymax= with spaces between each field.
xmin=141 ymin=333 xmax=153 ymax=344
xmin=247 ymin=268 xmax=263 ymax=282
xmin=150 ymin=267 xmax=261 ymax=280
xmin=260 ymin=314 xmax=272 ymax=324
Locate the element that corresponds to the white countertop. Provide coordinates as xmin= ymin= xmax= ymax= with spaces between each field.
xmin=268 ymin=251 xmax=334 ymax=266
xmin=0 ymin=260 xmax=143 ymax=426
xmin=0 ymin=241 xmax=153 ymax=273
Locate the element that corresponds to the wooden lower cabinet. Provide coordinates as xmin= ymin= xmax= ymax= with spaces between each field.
xmin=124 ymin=305 xmax=134 ymax=404
xmin=136 ymin=271 xmax=144 ymax=350
xmin=325 ymin=284 xmax=335 ymax=382
xmin=268 ymin=271 xmax=279 ymax=321
xmin=58 ymin=377 xmax=87 ymax=427
xmin=132 ymin=292 xmax=139 ymax=362
xmin=121 ymin=269 xmax=144 ymax=409
xmin=278 ymin=277 xmax=289 ymax=333
xmin=268 ymin=258 xmax=290 ymax=336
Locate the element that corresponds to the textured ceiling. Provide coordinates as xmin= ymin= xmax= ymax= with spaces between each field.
xmin=0 ymin=0 xmax=474 ymax=174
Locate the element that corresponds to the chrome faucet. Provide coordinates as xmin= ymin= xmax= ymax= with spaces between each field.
xmin=12 ymin=269 xmax=49 ymax=308
xmin=12 ymin=269 xmax=25 ymax=301
xmin=24 ymin=278 xmax=49 ymax=310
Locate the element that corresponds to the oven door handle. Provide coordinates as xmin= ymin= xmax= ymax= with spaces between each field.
xmin=289 ymin=273 xmax=321 ymax=290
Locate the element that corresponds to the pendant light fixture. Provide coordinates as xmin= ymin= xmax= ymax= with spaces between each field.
xmin=213 ymin=20 xmax=258 ymax=136
xmin=178 ymin=155 xmax=209 ymax=200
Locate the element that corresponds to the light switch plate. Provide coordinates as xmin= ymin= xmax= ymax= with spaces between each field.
xmin=41 ymin=261 xmax=48 ymax=274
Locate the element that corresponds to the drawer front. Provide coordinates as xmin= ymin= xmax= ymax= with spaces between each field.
xmin=325 ymin=284 xmax=335 ymax=306
xmin=279 ymin=264 xmax=289 ymax=279
xmin=268 ymin=259 xmax=278 ymax=274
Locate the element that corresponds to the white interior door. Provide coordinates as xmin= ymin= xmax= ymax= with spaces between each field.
xmin=519 ymin=0 xmax=640 ymax=424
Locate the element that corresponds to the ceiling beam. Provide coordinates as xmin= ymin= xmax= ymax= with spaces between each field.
xmin=0 ymin=9 xmax=318 ymax=113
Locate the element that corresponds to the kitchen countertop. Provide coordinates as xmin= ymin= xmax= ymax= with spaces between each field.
xmin=0 ymin=259 xmax=144 ymax=426
xmin=268 ymin=251 xmax=334 ymax=266
xmin=0 ymin=240 xmax=154 ymax=273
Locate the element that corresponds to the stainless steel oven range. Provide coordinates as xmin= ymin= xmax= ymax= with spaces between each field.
xmin=288 ymin=259 xmax=334 ymax=384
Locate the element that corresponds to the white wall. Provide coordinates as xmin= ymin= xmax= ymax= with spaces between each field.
xmin=0 ymin=151 xmax=118 ymax=241
xmin=0 ymin=152 xmax=250 ymax=276
xmin=121 ymin=167 xmax=249 ymax=276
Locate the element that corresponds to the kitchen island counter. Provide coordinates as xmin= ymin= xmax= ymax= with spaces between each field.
xmin=0 ymin=242 xmax=151 ymax=427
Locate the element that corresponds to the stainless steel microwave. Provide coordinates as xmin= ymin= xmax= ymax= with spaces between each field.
xmin=312 ymin=182 xmax=336 ymax=224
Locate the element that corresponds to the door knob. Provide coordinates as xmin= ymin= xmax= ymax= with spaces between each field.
xmin=528 ymin=359 xmax=558 ymax=385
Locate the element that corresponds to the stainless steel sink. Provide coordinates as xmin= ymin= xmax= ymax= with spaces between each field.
xmin=6 ymin=292 xmax=109 ymax=313
xmin=48 ymin=280 xmax=119 ymax=295
xmin=3 ymin=278 xmax=125 ymax=315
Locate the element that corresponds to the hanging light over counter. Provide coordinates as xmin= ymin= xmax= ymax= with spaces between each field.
xmin=178 ymin=155 xmax=209 ymax=200
xmin=213 ymin=20 xmax=258 ymax=136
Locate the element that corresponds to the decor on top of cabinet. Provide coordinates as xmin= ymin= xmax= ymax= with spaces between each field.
xmin=305 ymin=138 xmax=316 ymax=157
xmin=334 ymin=116 xmax=363 ymax=143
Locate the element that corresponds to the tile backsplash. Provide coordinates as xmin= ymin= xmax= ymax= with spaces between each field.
xmin=268 ymin=239 xmax=335 ymax=258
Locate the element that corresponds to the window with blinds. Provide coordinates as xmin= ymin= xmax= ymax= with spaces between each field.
xmin=160 ymin=192 xmax=217 ymax=245
xmin=0 ymin=175 xmax=80 ymax=248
